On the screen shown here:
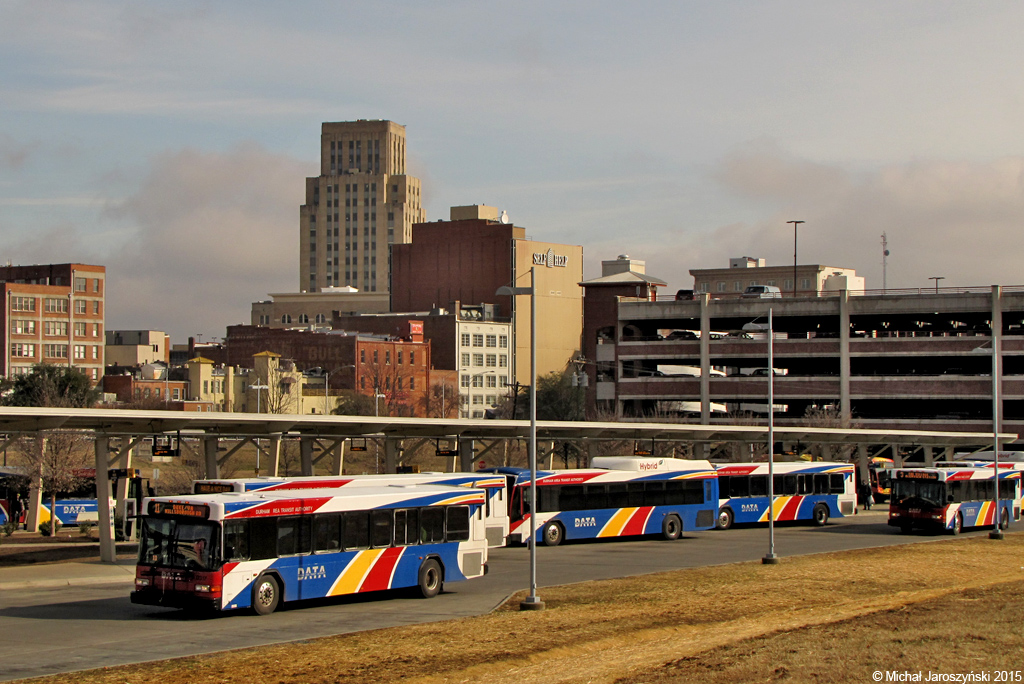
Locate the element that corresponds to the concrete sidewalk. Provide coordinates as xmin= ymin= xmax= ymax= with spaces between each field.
xmin=0 ymin=559 xmax=136 ymax=592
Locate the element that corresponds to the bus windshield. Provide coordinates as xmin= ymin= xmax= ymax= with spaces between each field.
xmin=139 ymin=517 xmax=220 ymax=570
xmin=892 ymin=479 xmax=945 ymax=508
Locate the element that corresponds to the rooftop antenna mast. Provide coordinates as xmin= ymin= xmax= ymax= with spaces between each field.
xmin=881 ymin=233 xmax=889 ymax=293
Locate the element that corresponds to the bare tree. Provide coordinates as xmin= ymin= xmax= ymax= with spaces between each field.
xmin=15 ymin=431 xmax=91 ymax=533
xmin=420 ymin=378 xmax=459 ymax=418
xmin=363 ymin=358 xmax=413 ymax=417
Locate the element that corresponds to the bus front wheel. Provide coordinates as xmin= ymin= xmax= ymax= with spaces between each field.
xmin=542 ymin=522 xmax=563 ymax=546
xmin=252 ymin=574 xmax=280 ymax=615
xmin=951 ymin=512 xmax=963 ymax=535
xmin=812 ymin=504 xmax=829 ymax=527
xmin=662 ymin=514 xmax=682 ymax=540
xmin=417 ymin=559 xmax=443 ymax=598
xmin=716 ymin=508 xmax=734 ymax=530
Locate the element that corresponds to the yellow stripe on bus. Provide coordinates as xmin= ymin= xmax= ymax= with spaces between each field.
xmin=329 ymin=549 xmax=384 ymax=596
xmin=758 ymin=497 xmax=793 ymax=523
xmin=598 ymin=508 xmax=637 ymax=537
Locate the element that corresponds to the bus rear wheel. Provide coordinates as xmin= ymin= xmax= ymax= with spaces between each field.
xmin=951 ymin=512 xmax=963 ymax=535
xmin=716 ymin=507 xmax=734 ymax=530
xmin=662 ymin=514 xmax=682 ymax=540
xmin=542 ymin=522 xmax=563 ymax=546
xmin=812 ymin=504 xmax=829 ymax=527
xmin=417 ymin=559 xmax=443 ymax=598
xmin=252 ymin=574 xmax=280 ymax=615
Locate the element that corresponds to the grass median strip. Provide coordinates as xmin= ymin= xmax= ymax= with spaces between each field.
xmin=21 ymin=533 xmax=1024 ymax=684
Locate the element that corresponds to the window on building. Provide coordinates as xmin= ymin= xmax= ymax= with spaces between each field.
xmin=410 ymin=351 xmax=415 ymax=365
xmin=173 ymin=388 xmax=180 ymax=400
xmin=409 ymin=377 xmax=414 ymax=390
xmin=461 ymin=353 xmax=470 ymax=366
xmin=472 ymin=353 xmax=483 ymax=366
xmin=73 ymin=345 xmax=86 ymax=360
xmin=44 ymin=321 xmax=68 ymax=337
xmin=93 ymin=278 xmax=100 ymax=293
xmin=282 ymin=314 xmax=292 ymax=324
xmin=499 ymin=335 xmax=508 ymax=348
xmin=74 ymin=277 xmax=86 ymax=292
xmin=486 ymin=335 xmax=496 ymax=348
xmin=360 ymin=349 xmax=366 ymax=363
xmin=461 ymin=375 xmax=470 ymax=388
xmin=486 ymin=354 xmax=496 ymax=367
xmin=472 ymin=395 xmax=483 ymax=405
xmin=11 ymin=297 xmax=35 ymax=312
xmin=499 ymin=355 xmax=508 ymax=368
xmin=397 ymin=350 xmax=403 ymax=364
xmin=74 ymin=322 xmax=86 ymax=336
xmin=486 ymin=376 xmax=497 ymax=388
xmin=44 ymin=298 xmax=68 ymax=313
xmin=472 ymin=334 xmax=484 ymax=347
xmin=373 ymin=350 xmax=378 ymax=364
xmin=10 ymin=320 xmax=36 ymax=334
xmin=801 ymin=278 xmax=811 ymax=289
xmin=74 ymin=300 xmax=87 ymax=314
xmin=385 ymin=350 xmax=391 ymax=365
xmin=93 ymin=301 xmax=99 ymax=315
xmin=298 ymin=314 xmax=309 ymax=324
xmin=472 ymin=375 xmax=484 ymax=388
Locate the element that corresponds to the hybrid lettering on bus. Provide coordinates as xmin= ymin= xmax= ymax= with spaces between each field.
xmin=484 ymin=457 xmax=718 ymax=546
xmin=714 ymin=461 xmax=856 ymax=530
xmin=888 ymin=466 xmax=1022 ymax=534
xmin=193 ymin=473 xmax=509 ymax=548
xmin=131 ymin=484 xmax=488 ymax=615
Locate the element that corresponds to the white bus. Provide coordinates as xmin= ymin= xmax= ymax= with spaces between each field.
xmin=132 ymin=484 xmax=489 ymax=615
xmin=193 ymin=473 xmax=509 ymax=548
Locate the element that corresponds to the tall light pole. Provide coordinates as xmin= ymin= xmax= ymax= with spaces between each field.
xmin=744 ymin=311 xmax=779 ymax=564
xmin=497 ymin=267 xmax=543 ymax=611
xmin=929 ymin=276 xmax=945 ymax=293
xmin=250 ymin=383 xmax=268 ymax=476
xmin=787 ymin=220 xmax=804 ymax=297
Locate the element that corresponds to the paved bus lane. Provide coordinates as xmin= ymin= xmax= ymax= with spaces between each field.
xmin=0 ymin=512 xmax=973 ymax=682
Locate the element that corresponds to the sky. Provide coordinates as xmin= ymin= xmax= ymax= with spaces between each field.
xmin=3 ymin=1 xmax=1024 ymax=342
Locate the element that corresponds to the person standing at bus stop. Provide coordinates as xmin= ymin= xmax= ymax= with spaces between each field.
xmin=858 ymin=481 xmax=872 ymax=511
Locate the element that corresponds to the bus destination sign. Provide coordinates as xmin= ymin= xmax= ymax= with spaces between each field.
xmin=897 ymin=470 xmax=939 ymax=481
xmin=149 ymin=501 xmax=211 ymax=519
xmin=194 ymin=482 xmax=234 ymax=494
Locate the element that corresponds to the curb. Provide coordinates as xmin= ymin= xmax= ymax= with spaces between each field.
xmin=0 ymin=575 xmax=136 ymax=591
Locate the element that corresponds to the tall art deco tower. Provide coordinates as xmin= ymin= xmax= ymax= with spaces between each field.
xmin=299 ymin=120 xmax=425 ymax=294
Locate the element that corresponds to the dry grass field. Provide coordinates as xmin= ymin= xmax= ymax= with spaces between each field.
xmin=19 ymin=533 xmax=1024 ymax=684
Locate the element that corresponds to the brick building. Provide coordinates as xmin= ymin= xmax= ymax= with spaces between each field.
xmin=1 ymin=263 xmax=106 ymax=382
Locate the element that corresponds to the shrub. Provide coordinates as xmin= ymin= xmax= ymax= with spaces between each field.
xmin=1 ymin=521 xmax=16 ymax=537
xmin=39 ymin=519 xmax=63 ymax=537
xmin=78 ymin=521 xmax=92 ymax=536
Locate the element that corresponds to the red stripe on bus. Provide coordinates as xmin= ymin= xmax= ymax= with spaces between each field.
xmin=269 ymin=479 xmax=355 ymax=490
xmin=360 ymin=547 xmax=404 ymax=593
xmin=779 ymin=496 xmax=803 ymax=521
xmin=226 ymin=497 xmax=333 ymax=518
xmin=537 ymin=473 xmax=604 ymax=486
xmin=716 ymin=466 xmax=759 ymax=476
xmin=621 ymin=507 xmax=653 ymax=536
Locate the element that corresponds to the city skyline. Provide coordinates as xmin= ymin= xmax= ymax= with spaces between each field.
xmin=3 ymin=2 xmax=1024 ymax=340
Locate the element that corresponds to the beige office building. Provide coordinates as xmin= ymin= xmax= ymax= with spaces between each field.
xmin=299 ymin=120 xmax=426 ymax=294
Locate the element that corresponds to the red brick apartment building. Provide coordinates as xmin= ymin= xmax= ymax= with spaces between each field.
xmin=225 ymin=324 xmax=435 ymax=416
xmin=1 ymin=263 xmax=106 ymax=382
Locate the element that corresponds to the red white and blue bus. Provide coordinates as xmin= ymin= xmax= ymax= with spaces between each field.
xmin=193 ymin=473 xmax=509 ymax=548
xmin=483 ymin=457 xmax=718 ymax=546
xmin=131 ymin=484 xmax=489 ymax=615
xmin=888 ymin=466 xmax=1022 ymax=534
xmin=713 ymin=461 xmax=857 ymax=530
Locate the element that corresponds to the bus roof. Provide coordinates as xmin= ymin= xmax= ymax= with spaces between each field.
xmin=147 ymin=484 xmax=487 ymax=520
xmin=194 ymin=472 xmax=506 ymax=494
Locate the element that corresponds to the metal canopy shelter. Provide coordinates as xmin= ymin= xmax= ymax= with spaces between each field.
xmin=0 ymin=407 xmax=1013 ymax=563
xmin=0 ymin=406 xmax=1011 ymax=446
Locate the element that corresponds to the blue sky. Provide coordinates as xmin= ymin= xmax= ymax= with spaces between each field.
xmin=3 ymin=1 xmax=1024 ymax=341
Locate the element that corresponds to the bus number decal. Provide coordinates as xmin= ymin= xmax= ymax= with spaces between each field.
xmin=741 ymin=503 xmax=760 ymax=513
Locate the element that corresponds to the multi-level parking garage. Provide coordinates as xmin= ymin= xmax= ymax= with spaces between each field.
xmin=592 ymin=286 xmax=1024 ymax=435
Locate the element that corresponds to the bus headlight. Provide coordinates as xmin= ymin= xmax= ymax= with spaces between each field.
xmin=195 ymin=584 xmax=211 ymax=592
xmin=135 ymin=578 xmax=150 ymax=587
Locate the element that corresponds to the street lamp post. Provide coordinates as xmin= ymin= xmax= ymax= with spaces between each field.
xmin=744 ymin=310 xmax=779 ymax=564
xmin=250 ymin=383 xmax=268 ymax=475
xmin=497 ymin=267 xmax=544 ymax=611
xmin=929 ymin=276 xmax=945 ymax=293
xmin=788 ymin=220 xmax=804 ymax=297
xmin=988 ymin=335 xmax=1003 ymax=540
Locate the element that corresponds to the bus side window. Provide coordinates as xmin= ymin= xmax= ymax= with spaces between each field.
xmin=420 ymin=507 xmax=444 ymax=544
xmin=584 ymin=484 xmax=607 ymax=510
xmin=607 ymin=483 xmax=629 ymax=509
xmin=446 ymin=505 xmax=470 ymax=542
xmin=224 ymin=519 xmax=250 ymax=561
xmin=813 ymin=474 xmax=830 ymax=495
xmin=718 ymin=476 xmax=732 ymax=499
xmin=999 ymin=478 xmax=1017 ymax=500
xmin=405 ymin=508 xmax=419 ymax=546
xmin=829 ymin=474 xmax=845 ymax=494
xmin=277 ymin=516 xmax=310 ymax=557
xmin=344 ymin=511 xmax=370 ymax=550
xmin=250 ymin=517 xmax=277 ymax=560
xmin=370 ymin=510 xmax=393 ymax=548
xmin=797 ymin=475 xmax=813 ymax=495
xmin=538 ymin=485 xmax=559 ymax=513
xmin=948 ymin=481 xmax=964 ymax=504
xmin=314 ymin=514 xmax=342 ymax=553
xmin=749 ymin=476 xmax=768 ymax=498
xmin=704 ymin=480 xmax=713 ymax=504
xmin=394 ymin=509 xmax=407 ymax=546
xmin=627 ymin=482 xmax=645 ymax=507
